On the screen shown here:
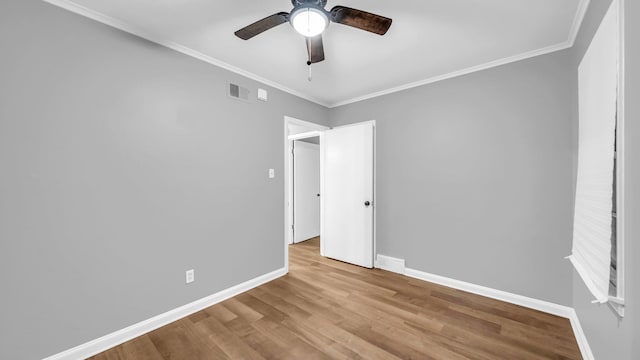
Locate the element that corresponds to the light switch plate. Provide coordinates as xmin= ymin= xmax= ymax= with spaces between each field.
xmin=257 ymin=88 xmax=268 ymax=101
xmin=269 ymin=169 xmax=275 ymax=178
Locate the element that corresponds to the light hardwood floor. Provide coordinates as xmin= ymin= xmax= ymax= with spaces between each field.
xmin=91 ymin=237 xmax=582 ymax=359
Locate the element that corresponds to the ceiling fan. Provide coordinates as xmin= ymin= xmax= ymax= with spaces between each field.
xmin=234 ymin=0 xmax=392 ymax=65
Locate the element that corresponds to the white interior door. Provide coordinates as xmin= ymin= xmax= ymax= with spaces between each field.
xmin=293 ymin=140 xmax=320 ymax=243
xmin=322 ymin=122 xmax=374 ymax=268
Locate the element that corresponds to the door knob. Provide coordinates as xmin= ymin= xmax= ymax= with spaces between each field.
xmin=364 ymin=201 xmax=371 ymax=207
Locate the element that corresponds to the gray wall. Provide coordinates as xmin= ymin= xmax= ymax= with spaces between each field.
xmin=0 ymin=1 xmax=328 ymax=359
xmin=2 ymin=0 xmax=638 ymax=359
xmin=330 ymin=51 xmax=575 ymax=306
xmin=570 ymin=0 xmax=640 ymax=359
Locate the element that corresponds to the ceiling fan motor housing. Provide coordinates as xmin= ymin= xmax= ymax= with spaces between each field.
xmin=289 ymin=0 xmax=330 ymax=37
xmin=291 ymin=0 xmax=328 ymax=8
xmin=289 ymin=0 xmax=330 ymax=20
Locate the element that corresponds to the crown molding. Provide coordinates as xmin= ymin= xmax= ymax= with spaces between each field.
xmin=568 ymin=0 xmax=592 ymax=45
xmin=43 ymin=0 xmax=590 ymax=109
xmin=42 ymin=0 xmax=331 ymax=108
xmin=328 ymin=0 xmax=590 ymax=108
xmin=328 ymin=41 xmax=572 ymax=108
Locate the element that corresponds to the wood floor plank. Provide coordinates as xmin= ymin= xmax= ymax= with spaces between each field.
xmin=203 ymin=303 xmax=238 ymax=324
xmin=222 ymin=316 xmax=286 ymax=359
xmin=90 ymin=237 xmax=582 ymax=360
xmin=91 ymin=335 xmax=164 ymax=360
xmin=279 ymin=318 xmax=363 ymax=360
xmin=191 ymin=316 xmax=265 ymax=360
xmin=301 ymin=314 xmax=403 ymax=360
xmin=219 ymin=297 xmax=264 ymax=323
xmin=147 ymin=319 xmax=229 ymax=360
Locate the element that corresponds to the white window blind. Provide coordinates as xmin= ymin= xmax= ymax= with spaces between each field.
xmin=569 ymin=0 xmax=619 ymax=304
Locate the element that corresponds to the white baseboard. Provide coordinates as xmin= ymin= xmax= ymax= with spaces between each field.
xmin=375 ymin=254 xmax=405 ymax=274
xmin=404 ymin=267 xmax=574 ymax=318
xmin=404 ymin=267 xmax=592 ymax=359
xmin=43 ymin=267 xmax=287 ymax=360
xmin=567 ymin=308 xmax=595 ymax=360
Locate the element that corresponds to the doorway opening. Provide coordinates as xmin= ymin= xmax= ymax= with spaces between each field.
xmin=292 ymin=137 xmax=321 ymax=245
xmin=284 ymin=117 xmax=328 ymax=273
xmin=283 ymin=116 xmax=376 ymax=272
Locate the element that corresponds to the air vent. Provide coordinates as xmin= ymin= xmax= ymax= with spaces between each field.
xmin=230 ymin=83 xmax=240 ymax=98
xmin=228 ymin=82 xmax=250 ymax=102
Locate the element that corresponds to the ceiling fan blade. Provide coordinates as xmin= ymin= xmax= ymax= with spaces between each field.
xmin=234 ymin=12 xmax=290 ymax=40
xmin=330 ymin=6 xmax=392 ymax=35
xmin=306 ymin=35 xmax=325 ymax=64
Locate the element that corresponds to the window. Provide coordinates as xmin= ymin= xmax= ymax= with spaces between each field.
xmin=569 ymin=0 xmax=624 ymax=317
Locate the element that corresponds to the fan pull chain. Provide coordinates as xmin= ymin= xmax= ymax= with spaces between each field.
xmin=307 ymin=40 xmax=313 ymax=82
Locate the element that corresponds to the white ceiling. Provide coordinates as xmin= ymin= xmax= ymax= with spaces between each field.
xmin=46 ymin=0 xmax=587 ymax=107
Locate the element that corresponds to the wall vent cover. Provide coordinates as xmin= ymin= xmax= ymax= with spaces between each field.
xmin=228 ymin=82 xmax=250 ymax=102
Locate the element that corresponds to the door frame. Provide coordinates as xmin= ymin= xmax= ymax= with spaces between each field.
xmin=284 ymin=116 xmax=328 ymax=273
xmin=283 ymin=117 xmax=377 ymax=272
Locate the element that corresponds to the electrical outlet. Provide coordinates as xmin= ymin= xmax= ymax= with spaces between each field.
xmin=186 ymin=269 xmax=195 ymax=284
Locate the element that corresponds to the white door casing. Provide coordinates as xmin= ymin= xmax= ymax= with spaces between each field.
xmin=284 ymin=116 xmax=328 ymax=252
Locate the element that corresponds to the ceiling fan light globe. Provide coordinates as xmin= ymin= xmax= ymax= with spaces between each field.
xmin=290 ymin=7 xmax=328 ymax=37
